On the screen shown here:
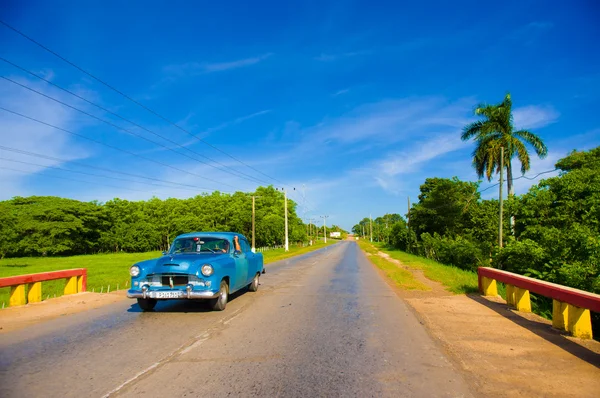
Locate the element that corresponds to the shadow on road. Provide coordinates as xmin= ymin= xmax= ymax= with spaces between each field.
xmin=466 ymin=294 xmax=600 ymax=369
xmin=126 ymin=287 xmax=249 ymax=313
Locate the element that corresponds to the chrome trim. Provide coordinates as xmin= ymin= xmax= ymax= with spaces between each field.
xmin=127 ymin=288 xmax=219 ymax=299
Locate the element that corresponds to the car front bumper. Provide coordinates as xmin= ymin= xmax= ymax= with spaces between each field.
xmin=127 ymin=286 xmax=219 ymax=300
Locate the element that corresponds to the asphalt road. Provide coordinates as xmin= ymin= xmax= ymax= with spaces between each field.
xmin=0 ymin=241 xmax=473 ymax=397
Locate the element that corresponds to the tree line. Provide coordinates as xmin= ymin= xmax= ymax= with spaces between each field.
xmin=0 ymin=186 xmax=346 ymax=258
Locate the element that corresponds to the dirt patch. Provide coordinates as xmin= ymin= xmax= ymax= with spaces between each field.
xmin=364 ymin=247 xmax=600 ymax=397
xmin=0 ymin=291 xmax=129 ymax=334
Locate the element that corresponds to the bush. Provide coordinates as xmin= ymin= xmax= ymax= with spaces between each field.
xmin=419 ymin=233 xmax=486 ymax=272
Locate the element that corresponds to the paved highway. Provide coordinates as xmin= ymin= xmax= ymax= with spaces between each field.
xmin=0 ymin=241 xmax=473 ymax=397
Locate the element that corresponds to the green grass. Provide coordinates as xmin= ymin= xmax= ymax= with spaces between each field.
xmin=369 ymin=242 xmax=479 ymax=294
xmin=358 ymin=240 xmax=430 ymax=291
xmin=0 ymin=240 xmax=338 ymax=308
xmin=262 ymin=239 xmax=337 ymax=264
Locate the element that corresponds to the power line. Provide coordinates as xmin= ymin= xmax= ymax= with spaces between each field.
xmin=0 ymin=157 xmax=210 ymax=192
xmin=1 ymin=76 xmax=259 ymax=188
xmin=0 ymin=106 xmax=238 ymax=189
xmin=0 ymin=145 xmax=233 ymax=193
xmin=407 ymin=168 xmax=559 ymax=213
xmin=0 ymin=57 xmax=271 ymax=186
xmin=0 ymin=165 xmax=154 ymax=193
xmin=0 ymin=19 xmax=288 ymax=187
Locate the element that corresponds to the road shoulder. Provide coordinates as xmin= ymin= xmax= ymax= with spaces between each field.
xmin=361 ymin=245 xmax=600 ymax=398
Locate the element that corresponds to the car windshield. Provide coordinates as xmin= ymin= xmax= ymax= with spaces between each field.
xmin=169 ymin=237 xmax=230 ymax=254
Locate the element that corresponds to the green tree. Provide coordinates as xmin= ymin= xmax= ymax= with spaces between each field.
xmin=462 ymin=93 xmax=548 ymax=196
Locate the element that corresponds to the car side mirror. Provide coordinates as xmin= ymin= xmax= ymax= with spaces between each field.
xmin=234 ymin=250 xmax=242 ymax=256
xmin=162 ymin=251 xmax=167 ymax=255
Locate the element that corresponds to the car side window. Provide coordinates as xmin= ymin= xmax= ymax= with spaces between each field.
xmin=240 ymin=239 xmax=250 ymax=253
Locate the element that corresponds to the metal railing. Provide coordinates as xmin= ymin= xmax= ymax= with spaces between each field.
xmin=0 ymin=269 xmax=87 ymax=307
xmin=478 ymin=267 xmax=600 ymax=339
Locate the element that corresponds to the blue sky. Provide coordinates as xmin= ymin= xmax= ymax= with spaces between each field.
xmin=1 ymin=0 xmax=599 ymax=231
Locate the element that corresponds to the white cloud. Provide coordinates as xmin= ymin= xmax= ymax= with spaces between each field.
xmin=378 ymin=133 xmax=469 ymax=177
xmin=164 ymin=53 xmax=273 ymax=76
xmin=513 ymin=105 xmax=559 ymax=129
xmin=315 ymin=50 xmax=370 ymax=62
xmin=0 ymin=75 xmax=91 ymax=199
xmin=332 ymin=88 xmax=350 ymax=97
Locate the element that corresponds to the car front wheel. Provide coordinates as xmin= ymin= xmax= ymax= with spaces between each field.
xmin=248 ymin=273 xmax=259 ymax=292
xmin=210 ymin=280 xmax=228 ymax=311
xmin=137 ymin=298 xmax=157 ymax=311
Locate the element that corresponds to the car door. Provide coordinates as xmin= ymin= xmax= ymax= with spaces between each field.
xmin=233 ymin=237 xmax=249 ymax=291
xmin=242 ymin=238 xmax=258 ymax=278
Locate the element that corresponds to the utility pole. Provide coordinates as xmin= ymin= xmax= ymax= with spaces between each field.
xmin=499 ymin=147 xmax=504 ymax=249
xmin=252 ymin=195 xmax=256 ymax=252
xmin=370 ymin=214 xmax=373 ymax=242
xmin=321 ymin=215 xmax=329 ymax=243
xmin=407 ymin=196 xmax=411 ymax=251
xmin=284 ymin=189 xmax=289 ymax=252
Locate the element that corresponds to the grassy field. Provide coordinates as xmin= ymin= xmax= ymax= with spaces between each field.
xmin=358 ymin=240 xmax=430 ymax=291
xmin=0 ymin=239 xmax=338 ymax=308
xmin=364 ymin=242 xmax=480 ymax=294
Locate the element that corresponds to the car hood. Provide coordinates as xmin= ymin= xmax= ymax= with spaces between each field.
xmin=140 ymin=253 xmax=227 ymax=275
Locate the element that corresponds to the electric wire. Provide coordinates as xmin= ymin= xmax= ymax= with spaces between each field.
xmin=0 ymin=57 xmax=271 ymax=186
xmin=1 ymin=76 xmax=250 ymax=188
xmin=0 ymin=20 xmax=289 ymax=188
xmin=0 ymin=157 xmax=210 ymax=192
xmin=0 ymin=145 xmax=233 ymax=192
xmin=0 ymin=106 xmax=238 ymax=189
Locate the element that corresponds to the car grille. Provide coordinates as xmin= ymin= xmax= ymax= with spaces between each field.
xmin=160 ymin=275 xmax=189 ymax=286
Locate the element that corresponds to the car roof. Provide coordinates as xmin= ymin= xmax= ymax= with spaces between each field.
xmin=175 ymin=232 xmax=247 ymax=241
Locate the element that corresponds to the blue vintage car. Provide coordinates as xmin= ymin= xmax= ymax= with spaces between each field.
xmin=127 ymin=232 xmax=264 ymax=311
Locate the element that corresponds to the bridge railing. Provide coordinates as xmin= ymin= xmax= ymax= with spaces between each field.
xmin=0 ymin=269 xmax=87 ymax=307
xmin=478 ymin=267 xmax=600 ymax=339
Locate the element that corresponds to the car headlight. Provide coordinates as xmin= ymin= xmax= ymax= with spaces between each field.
xmin=130 ymin=265 xmax=140 ymax=277
xmin=201 ymin=264 xmax=214 ymax=277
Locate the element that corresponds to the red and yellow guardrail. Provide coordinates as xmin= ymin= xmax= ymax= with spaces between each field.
xmin=0 ymin=269 xmax=87 ymax=307
xmin=478 ymin=267 xmax=599 ymax=339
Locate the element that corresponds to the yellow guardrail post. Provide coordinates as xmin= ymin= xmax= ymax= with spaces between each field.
xmin=567 ymin=305 xmax=593 ymax=339
xmin=506 ymin=284 xmax=515 ymax=306
xmin=27 ymin=281 xmax=42 ymax=303
xmin=481 ymin=276 xmax=498 ymax=296
xmin=77 ymin=275 xmax=84 ymax=292
xmin=514 ymin=287 xmax=531 ymax=312
xmin=552 ymin=299 xmax=569 ymax=331
xmin=64 ymin=276 xmax=78 ymax=295
xmin=9 ymin=284 xmax=27 ymax=306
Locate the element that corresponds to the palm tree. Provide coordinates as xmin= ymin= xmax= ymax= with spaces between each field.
xmin=462 ymin=93 xmax=548 ymax=196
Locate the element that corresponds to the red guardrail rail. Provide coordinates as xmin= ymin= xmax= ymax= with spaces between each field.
xmin=0 ymin=269 xmax=87 ymax=307
xmin=478 ymin=267 xmax=600 ymax=339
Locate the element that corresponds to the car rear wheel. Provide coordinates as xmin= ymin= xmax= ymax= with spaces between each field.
xmin=248 ymin=273 xmax=259 ymax=292
xmin=137 ymin=298 xmax=157 ymax=311
xmin=210 ymin=280 xmax=228 ymax=311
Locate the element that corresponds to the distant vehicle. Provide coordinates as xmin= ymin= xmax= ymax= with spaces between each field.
xmin=127 ymin=232 xmax=264 ymax=311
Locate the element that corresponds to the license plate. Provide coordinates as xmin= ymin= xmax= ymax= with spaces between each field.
xmin=150 ymin=291 xmax=183 ymax=299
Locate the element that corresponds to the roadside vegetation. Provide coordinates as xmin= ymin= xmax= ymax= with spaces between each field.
xmin=0 ymin=239 xmax=337 ymax=307
xmin=0 ymin=185 xmax=347 ymax=259
xmin=358 ymin=240 xmax=430 ymax=291
xmin=353 ymin=94 xmax=599 ymax=334
xmin=371 ymin=242 xmax=479 ymax=294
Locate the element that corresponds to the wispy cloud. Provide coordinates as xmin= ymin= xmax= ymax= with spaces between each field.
xmin=332 ymin=88 xmax=350 ymax=97
xmin=315 ymin=50 xmax=370 ymax=62
xmin=164 ymin=53 xmax=273 ymax=76
xmin=509 ymin=21 xmax=554 ymax=45
xmin=513 ymin=105 xmax=559 ymax=129
xmin=0 ymin=74 xmax=92 ymax=198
